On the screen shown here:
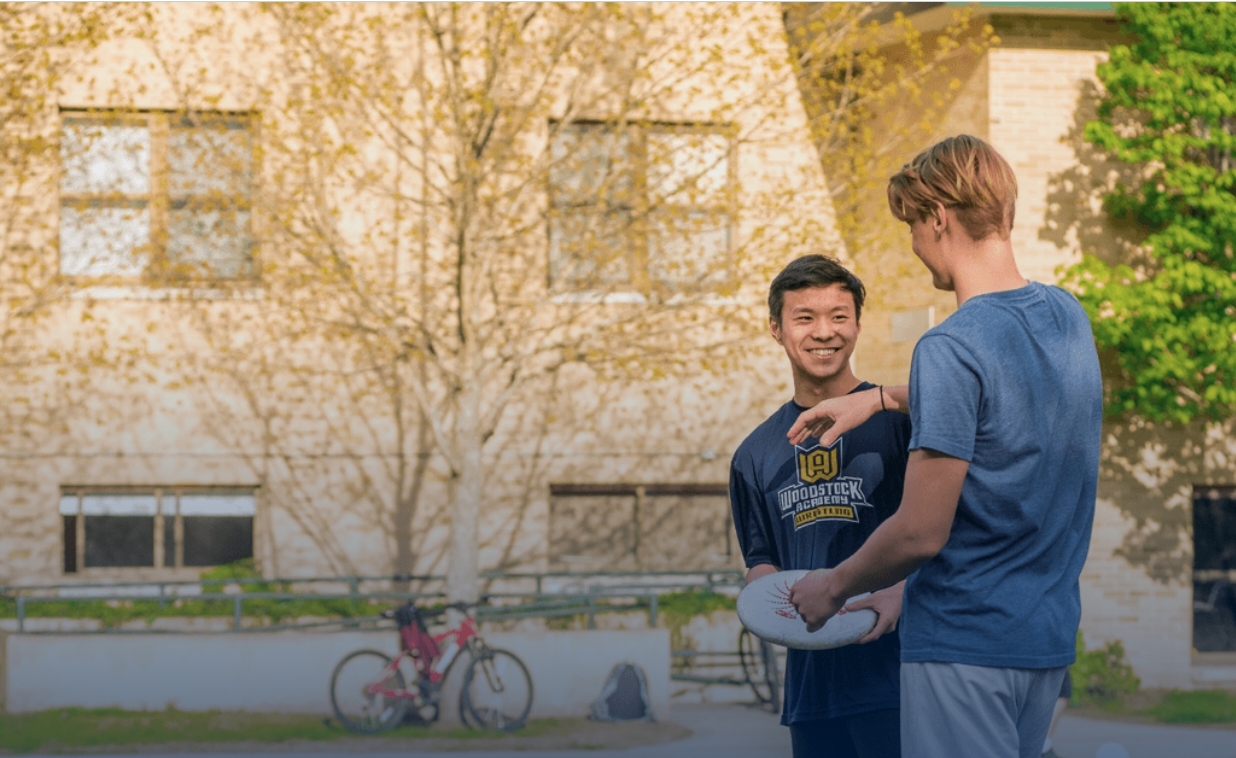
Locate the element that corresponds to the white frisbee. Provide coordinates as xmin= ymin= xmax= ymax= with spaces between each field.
xmin=737 ymin=569 xmax=878 ymax=650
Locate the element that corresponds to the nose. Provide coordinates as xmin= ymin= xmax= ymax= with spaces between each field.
xmin=811 ymin=318 xmax=836 ymax=341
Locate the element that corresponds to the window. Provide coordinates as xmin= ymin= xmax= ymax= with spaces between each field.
xmin=59 ymin=111 xmax=255 ymax=281
xmin=1193 ymin=486 xmax=1236 ymax=653
xmin=548 ymin=121 xmax=732 ymax=294
xmin=60 ymin=487 xmax=256 ymax=573
xmin=548 ymin=483 xmax=739 ymax=571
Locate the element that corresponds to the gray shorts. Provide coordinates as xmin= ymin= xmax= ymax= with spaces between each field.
xmin=901 ymin=661 xmax=1066 ymax=758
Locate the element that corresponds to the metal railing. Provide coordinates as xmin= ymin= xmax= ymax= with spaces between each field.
xmin=1 ymin=570 xmax=744 ymax=634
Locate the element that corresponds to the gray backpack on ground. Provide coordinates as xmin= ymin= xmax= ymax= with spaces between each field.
xmin=590 ymin=661 xmax=656 ymax=722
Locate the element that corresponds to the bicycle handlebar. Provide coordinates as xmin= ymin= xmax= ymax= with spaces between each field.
xmin=380 ymin=600 xmax=476 ymax=621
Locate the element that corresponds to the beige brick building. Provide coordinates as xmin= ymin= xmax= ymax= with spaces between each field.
xmin=2 ymin=2 xmax=1233 ymax=693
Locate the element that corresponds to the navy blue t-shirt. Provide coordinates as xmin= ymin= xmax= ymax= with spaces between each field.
xmin=903 ymin=282 xmax=1102 ymax=669
xmin=730 ymin=382 xmax=912 ymax=725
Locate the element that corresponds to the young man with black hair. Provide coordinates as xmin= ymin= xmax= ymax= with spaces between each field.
xmin=730 ymin=254 xmax=910 ymax=758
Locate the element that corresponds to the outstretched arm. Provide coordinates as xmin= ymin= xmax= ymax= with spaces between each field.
xmin=788 ymin=448 xmax=966 ymax=631
xmin=787 ymin=385 xmax=909 ymax=447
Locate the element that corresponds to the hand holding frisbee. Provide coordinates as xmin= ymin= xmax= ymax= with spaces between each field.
xmin=737 ymin=569 xmax=877 ymax=650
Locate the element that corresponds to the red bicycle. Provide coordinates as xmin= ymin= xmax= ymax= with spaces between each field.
xmin=329 ymin=601 xmax=533 ymax=733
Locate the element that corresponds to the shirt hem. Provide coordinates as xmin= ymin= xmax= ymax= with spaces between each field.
xmin=901 ymin=648 xmax=1076 ymax=669
xmin=781 ymin=697 xmax=901 ymax=726
xmin=907 ymin=435 xmax=973 ymax=462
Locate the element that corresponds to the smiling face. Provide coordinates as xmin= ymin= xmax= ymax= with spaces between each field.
xmin=771 ymin=283 xmax=861 ymax=403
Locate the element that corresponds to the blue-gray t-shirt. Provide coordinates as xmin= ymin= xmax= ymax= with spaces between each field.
xmin=902 ymin=282 xmax=1102 ymax=669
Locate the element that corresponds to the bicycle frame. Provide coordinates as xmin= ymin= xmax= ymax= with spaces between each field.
xmin=364 ymin=612 xmax=482 ymax=701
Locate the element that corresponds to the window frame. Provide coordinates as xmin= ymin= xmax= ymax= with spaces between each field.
xmin=60 ymin=485 xmax=259 ymax=575
xmin=546 ymin=119 xmax=737 ymax=297
xmin=57 ymin=108 xmax=260 ymax=286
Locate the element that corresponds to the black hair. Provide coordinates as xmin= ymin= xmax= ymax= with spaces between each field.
xmin=768 ymin=254 xmax=866 ymax=324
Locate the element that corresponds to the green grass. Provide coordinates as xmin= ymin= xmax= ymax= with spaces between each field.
xmin=0 ymin=708 xmax=572 ymax=753
xmin=1144 ymin=689 xmax=1236 ymax=724
xmin=0 ymin=708 xmax=342 ymax=752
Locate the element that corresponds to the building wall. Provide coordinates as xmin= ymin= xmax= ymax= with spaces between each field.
xmin=0 ymin=3 xmax=820 ymax=588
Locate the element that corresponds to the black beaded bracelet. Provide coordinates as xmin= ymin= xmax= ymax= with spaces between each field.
xmin=878 ymin=385 xmax=887 ymax=412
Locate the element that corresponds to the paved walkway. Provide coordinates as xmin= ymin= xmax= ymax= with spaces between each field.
xmin=1053 ymin=713 xmax=1236 ymax=758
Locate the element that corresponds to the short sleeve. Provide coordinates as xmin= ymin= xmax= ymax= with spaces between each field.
xmin=729 ymin=455 xmax=779 ymax=570
xmin=908 ymin=334 xmax=983 ymax=461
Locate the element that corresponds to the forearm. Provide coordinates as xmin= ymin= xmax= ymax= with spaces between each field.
xmin=789 ymin=384 xmax=910 ymax=447
xmin=746 ymin=563 xmax=780 ymax=584
xmin=878 ymin=384 xmax=909 ymax=414
xmin=828 ymin=514 xmax=935 ymax=599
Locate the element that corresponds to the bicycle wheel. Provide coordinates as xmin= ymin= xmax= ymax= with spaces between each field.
xmin=461 ymin=648 xmax=533 ymax=731
xmin=329 ymin=649 xmax=409 ymax=734
xmin=738 ymin=627 xmax=781 ymax=712
xmin=759 ymin=637 xmax=783 ymax=715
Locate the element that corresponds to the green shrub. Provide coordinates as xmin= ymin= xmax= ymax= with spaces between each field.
xmin=1073 ymin=631 xmax=1140 ymax=705
xmin=656 ymin=589 xmax=736 ymax=650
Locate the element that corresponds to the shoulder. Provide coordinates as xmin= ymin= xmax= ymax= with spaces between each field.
xmin=1042 ymin=283 xmax=1093 ymax=323
xmin=733 ymin=401 xmax=797 ymax=466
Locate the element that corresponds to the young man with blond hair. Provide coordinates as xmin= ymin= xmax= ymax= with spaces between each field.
xmin=786 ymin=135 xmax=1102 ymax=758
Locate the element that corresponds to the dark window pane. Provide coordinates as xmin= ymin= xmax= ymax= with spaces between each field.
xmin=637 ymin=494 xmax=737 ymax=571
xmin=164 ymin=516 xmax=176 ymax=568
xmin=1193 ymin=488 xmax=1236 ymax=653
xmin=549 ymin=124 xmax=632 ymax=206
xmin=167 ymin=209 xmax=252 ymax=278
xmin=1194 ymin=491 xmax=1236 ymax=570
xmin=549 ymin=495 xmax=636 ymax=571
xmin=63 ymin=515 xmax=77 ymax=574
xmin=183 ymin=516 xmax=253 ymax=567
xmin=169 ymin=122 xmax=252 ymax=198
xmin=548 ymin=209 xmax=632 ymax=288
xmin=84 ymin=516 xmax=154 ymax=568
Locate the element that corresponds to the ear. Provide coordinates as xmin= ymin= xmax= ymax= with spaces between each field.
xmin=769 ymin=317 xmax=784 ymax=346
xmin=931 ymin=202 xmax=948 ymax=234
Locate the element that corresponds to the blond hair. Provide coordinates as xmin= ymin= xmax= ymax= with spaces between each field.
xmin=887 ymin=135 xmax=1018 ymax=240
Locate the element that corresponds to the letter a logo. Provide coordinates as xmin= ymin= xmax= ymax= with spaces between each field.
xmin=797 ymin=442 xmax=839 ymax=484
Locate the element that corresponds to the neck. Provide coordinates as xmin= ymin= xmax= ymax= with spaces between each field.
xmin=793 ymin=372 xmax=862 ymax=408
xmin=949 ymin=235 xmax=1027 ymax=306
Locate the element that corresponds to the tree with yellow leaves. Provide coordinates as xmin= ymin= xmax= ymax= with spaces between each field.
xmin=57 ymin=3 xmax=985 ymax=601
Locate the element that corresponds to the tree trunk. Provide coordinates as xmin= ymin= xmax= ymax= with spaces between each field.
xmin=446 ymin=381 xmax=483 ymax=603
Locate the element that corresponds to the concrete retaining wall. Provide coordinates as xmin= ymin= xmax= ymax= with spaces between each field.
xmin=3 ymin=628 xmax=670 ymax=720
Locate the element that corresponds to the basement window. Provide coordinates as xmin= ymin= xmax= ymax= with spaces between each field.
xmin=548 ymin=483 xmax=738 ymax=572
xmin=61 ymin=487 xmax=256 ymax=573
xmin=1193 ymin=486 xmax=1236 ymax=654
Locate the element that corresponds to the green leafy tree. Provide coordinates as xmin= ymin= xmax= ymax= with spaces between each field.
xmin=1062 ymin=2 xmax=1236 ymax=424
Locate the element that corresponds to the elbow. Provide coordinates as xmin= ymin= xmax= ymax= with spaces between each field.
xmin=903 ymin=528 xmax=948 ymax=565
